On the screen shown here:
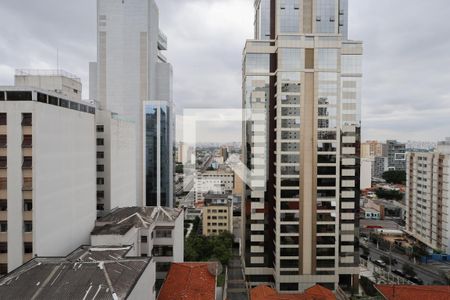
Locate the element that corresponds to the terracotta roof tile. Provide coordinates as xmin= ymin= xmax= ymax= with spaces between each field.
xmin=158 ymin=263 xmax=216 ymax=300
xmin=251 ymin=285 xmax=335 ymax=300
xmin=376 ymin=285 xmax=450 ymax=300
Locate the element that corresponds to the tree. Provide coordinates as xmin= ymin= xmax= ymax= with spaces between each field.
xmin=402 ymin=263 xmax=417 ymax=278
xmin=175 ymin=164 xmax=184 ymax=174
xmin=375 ymin=188 xmax=404 ymax=201
xmin=382 ymin=170 xmax=406 ymax=184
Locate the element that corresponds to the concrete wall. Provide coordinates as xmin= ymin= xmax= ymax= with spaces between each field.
xmin=172 ymin=212 xmax=184 ymax=262
xmin=127 ymin=259 xmax=156 ymax=300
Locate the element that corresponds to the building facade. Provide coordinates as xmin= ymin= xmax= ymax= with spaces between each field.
xmin=0 ymin=81 xmax=96 ymax=274
xmin=195 ymin=170 xmax=235 ymax=204
xmin=242 ymin=0 xmax=362 ymax=292
xmin=386 ymin=140 xmax=406 ymax=171
xmin=92 ymin=0 xmax=174 ymax=207
xmin=406 ymin=138 xmax=450 ymax=254
xmin=372 ymin=156 xmax=388 ymax=179
xmin=361 ymin=140 xmax=385 ymax=159
xmin=202 ymin=193 xmax=234 ymax=236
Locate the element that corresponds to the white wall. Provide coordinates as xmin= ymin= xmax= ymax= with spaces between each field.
xmin=128 ymin=259 xmax=156 ymax=300
xmin=2 ymin=100 xmax=96 ymax=271
xmin=360 ymin=158 xmax=372 ymax=190
xmin=91 ymin=227 xmax=139 ymax=256
xmin=172 ymin=212 xmax=184 ymax=262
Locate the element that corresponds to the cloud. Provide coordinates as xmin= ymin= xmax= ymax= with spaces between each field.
xmin=0 ymin=0 xmax=449 ymax=143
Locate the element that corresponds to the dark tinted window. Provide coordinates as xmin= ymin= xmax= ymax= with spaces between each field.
xmin=59 ymin=99 xmax=69 ymax=108
xmin=48 ymin=96 xmax=58 ymax=106
xmin=0 ymin=92 xmax=4 ymax=101
xmin=37 ymin=93 xmax=47 ymax=103
xmin=7 ymin=91 xmax=32 ymax=101
xmin=70 ymin=101 xmax=79 ymax=110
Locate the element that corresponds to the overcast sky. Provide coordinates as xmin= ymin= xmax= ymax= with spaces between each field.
xmin=1 ymin=0 xmax=449 ymax=143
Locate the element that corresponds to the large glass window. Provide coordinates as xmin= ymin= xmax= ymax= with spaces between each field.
xmin=245 ymin=54 xmax=270 ymax=73
xmin=279 ymin=0 xmax=300 ymax=33
xmin=341 ymin=55 xmax=362 ymax=74
xmin=316 ymin=0 xmax=336 ymax=33
xmin=318 ymin=49 xmax=338 ymax=70
xmin=279 ymin=48 xmax=302 ymax=71
xmin=257 ymin=0 xmax=271 ymax=39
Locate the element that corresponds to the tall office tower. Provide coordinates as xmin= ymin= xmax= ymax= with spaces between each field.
xmin=386 ymin=140 xmax=406 ymax=171
xmin=0 ymin=71 xmax=96 ymax=274
xmin=242 ymin=0 xmax=362 ymax=292
xmin=92 ymin=0 xmax=174 ymax=207
xmin=406 ymin=138 xmax=450 ymax=254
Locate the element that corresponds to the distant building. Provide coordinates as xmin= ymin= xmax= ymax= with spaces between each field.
xmin=158 ymin=263 xmax=217 ymax=300
xmin=0 ymin=74 xmax=96 ymax=275
xmin=91 ymin=206 xmax=184 ymax=290
xmin=96 ymin=110 xmax=137 ymax=212
xmin=361 ymin=140 xmax=386 ymax=158
xmin=195 ymin=170 xmax=234 ymax=204
xmin=361 ymin=158 xmax=372 ymax=189
xmin=202 ymin=193 xmax=233 ymax=236
xmin=0 ymin=245 xmax=155 ymax=300
xmin=361 ymin=208 xmax=381 ymax=220
xmin=220 ymin=146 xmax=229 ymax=162
xmin=373 ymin=156 xmax=389 ymax=178
xmin=387 ymin=140 xmax=406 ymax=171
xmin=406 ymin=138 xmax=450 ymax=254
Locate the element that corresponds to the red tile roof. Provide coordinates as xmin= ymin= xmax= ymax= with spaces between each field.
xmin=158 ymin=263 xmax=216 ymax=300
xmin=251 ymin=284 xmax=335 ymax=300
xmin=376 ymin=285 xmax=450 ymax=300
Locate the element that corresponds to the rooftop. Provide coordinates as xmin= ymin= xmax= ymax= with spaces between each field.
xmin=15 ymin=69 xmax=81 ymax=82
xmin=251 ymin=285 xmax=336 ymax=300
xmin=0 ymin=245 xmax=150 ymax=300
xmin=375 ymin=285 xmax=450 ymax=300
xmin=157 ymin=262 xmax=216 ymax=300
xmin=92 ymin=206 xmax=182 ymax=236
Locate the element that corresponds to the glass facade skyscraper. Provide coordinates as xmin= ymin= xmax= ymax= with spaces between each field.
xmin=242 ymin=0 xmax=362 ymax=293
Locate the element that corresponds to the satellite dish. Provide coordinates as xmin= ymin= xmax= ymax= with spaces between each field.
xmin=207 ymin=259 xmax=223 ymax=277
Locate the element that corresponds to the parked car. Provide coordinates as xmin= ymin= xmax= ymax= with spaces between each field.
xmin=374 ymin=259 xmax=387 ymax=268
xmin=392 ymin=269 xmax=405 ymax=277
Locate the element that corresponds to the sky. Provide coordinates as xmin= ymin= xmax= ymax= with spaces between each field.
xmin=0 ymin=0 xmax=449 ymax=143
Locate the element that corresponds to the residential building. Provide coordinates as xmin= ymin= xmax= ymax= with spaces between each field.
xmin=387 ymin=140 xmax=406 ymax=171
xmin=96 ymin=110 xmax=136 ymax=213
xmin=91 ymin=206 xmax=184 ymax=290
xmin=361 ymin=208 xmax=381 ymax=220
xmin=361 ymin=158 xmax=372 ymax=190
xmin=242 ymin=0 xmax=362 ymax=292
xmin=202 ymin=193 xmax=233 ymax=236
xmin=92 ymin=0 xmax=174 ymax=207
xmin=0 ymin=245 xmax=155 ymax=300
xmin=373 ymin=156 xmax=388 ymax=179
xmin=195 ymin=170 xmax=235 ymax=204
xmin=220 ymin=146 xmax=229 ymax=162
xmin=0 ymin=75 xmax=96 ymax=275
xmin=406 ymin=138 xmax=450 ymax=254
xmin=361 ymin=140 xmax=386 ymax=159
xmin=158 ymin=263 xmax=217 ymax=300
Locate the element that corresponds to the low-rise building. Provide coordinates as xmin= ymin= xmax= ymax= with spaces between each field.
xmin=202 ymin=193 xmax=233 ymax=236
xmin=406 ymin=138 xmax=450 ymax=254
xmin=91 ymin=206 xmax=184 ymax=291
xmin=0 ymin=245 xmax=155 ymax=300
xmin=195 ymin=170 xmax=234 ymax=204
xmin=361 ymin=208 xmax=381 ymax=220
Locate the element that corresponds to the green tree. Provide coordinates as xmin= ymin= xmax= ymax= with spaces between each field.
xmin=375 ymin=188 xmax=404 ymax=201
xmin=175 ymin=164 xmax=184 ymax=174
xmin=382 ymin=170 xmax=406 ymax=184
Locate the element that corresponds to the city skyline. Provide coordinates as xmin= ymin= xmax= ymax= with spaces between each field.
xmin=0 ymin=0 xmax=450 ymax=143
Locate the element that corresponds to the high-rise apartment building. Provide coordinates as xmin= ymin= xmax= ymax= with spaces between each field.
xmin=361 ymin=140 xmax=385 ymax=159
xmin=406 ymin=138 xmax=450 ymax=254
xmin=0 ymin=71 xmax=97 ymax=274
xmin=386 ymin=140 xmax=406 ymax=171
xmin=242 ymin=0 xmax=362 ymax=292
xmin=91 ymin=0 xmax=174 ymax=207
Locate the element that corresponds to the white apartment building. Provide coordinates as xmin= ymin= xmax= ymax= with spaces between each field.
xmin=92 ymin=0 xmax=174 ymax=207
xmin=96 ymin=110 xmax=136 ymax=212
xmin=406 ymin=138 xmax=450 ymax=254
xmin=195 ymin=170 xmax=235 ymax=203
xmin=0 ymin=74 xmax=97 ymax=274
xmin=242 ymin=0 xmax=361 ymax=292
xmin=91 ymin=206 xmax=184 ymax=291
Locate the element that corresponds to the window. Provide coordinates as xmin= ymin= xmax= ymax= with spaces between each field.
xmin=0 ymin=243 xmax=6 ymax=253
xmin=141 ymin=236 xmax=148 ymax=243
xmin=37 ymin=93 xmax=47 ymax=103
xmin=48 ymin=96 xmax=58 ymax=106
xmin=97 ymin=178 xmax=105 ymax=185
xmin=59 ymin=99 xmax=69 ymax=108
xmin=0 ymin=157 xmax=6 ymax=169
xmin=21 ymin=113 xmax=32 ymax=126
xmin=0 ymin=135 xmax=6 ymax=148
xmin=0 ymin=222 xmax=6 ymax=232
xmin=97 ymin=152 xmax=104 ymax=159
xmin=22 ymin=157 xmax=32 ymax=169
xmin=97 ymin=204 xmax=105 ymax=211
xmin=69 ymin=101 xmax=79 ymax=110
xmin=24 ymin=242 xmax=33 ymax=254
xmin=97 ymin=191 xmax=104 ymax=199
xmin=22 ymin=135 xmax=32 ymax=148
xmin=97 ymin=165 xmax=104 ymax=172
xmin=24 ymin=200 xmax=32 ymax=211
xmin=24 ymin=221 xmax=33 ymax=233
xmin=0 ymin=113 xmax=6 ymax=125
xmin=0 ymin=92 xmax=4 ymax=101
xmin=0 ymin=264 xmax=6 ymax=275
xmin=22 ymin=178 xmax=32 ymax=191
xmin=7 ymin=91 xmax=32 ymax=101
xmin=0 ymin=200 xmax=6 ymax=211
xmin=155 ymin=229 xmax=172 ymax=238
xmin=96 ymin=125 xmax=104 ymax=133
xmin=80 ymin=104 xmax=87 ymax=112
xmin=97 ymin=138 xmax=104 ymax=146
xmin=0 ymin=178 xmax=6 ymax=190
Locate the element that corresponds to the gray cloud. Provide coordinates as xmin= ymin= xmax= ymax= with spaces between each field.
xmin=0 ymin=0 xmax=449 ymax=143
